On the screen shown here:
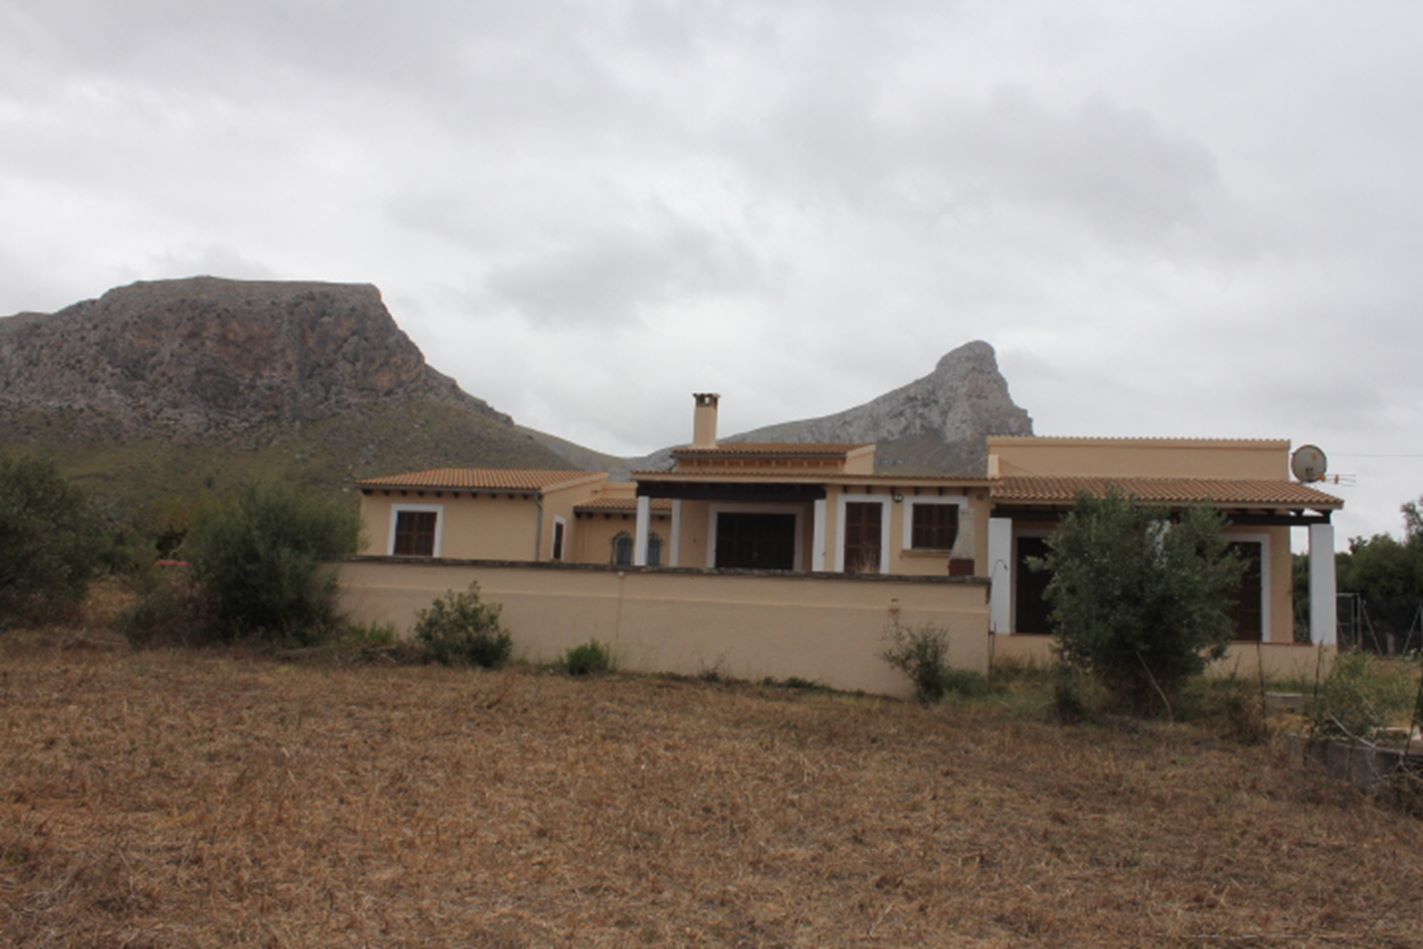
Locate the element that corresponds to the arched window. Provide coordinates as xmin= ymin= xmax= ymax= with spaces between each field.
xmin=612 ymin=532 xmax=633 ymax=566
xmin=647 ymin=533 xmax=663 ymax=567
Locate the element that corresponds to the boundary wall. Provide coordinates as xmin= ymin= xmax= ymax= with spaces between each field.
xmin=339 ymin=558 xmax=992 ymax=697
xmin=991 ymin=633 xmax=1335 ymax=682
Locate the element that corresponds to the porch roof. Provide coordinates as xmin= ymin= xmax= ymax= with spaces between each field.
xmin=574 ymin=498 xmax=673 ymax=514
xmin=633 ymin=470 xmax=990 ymax=503
xmin=632 ymin=470 xmax=991 ymax=487
xmin=991 ymin=475 xmax=1343 ymax=510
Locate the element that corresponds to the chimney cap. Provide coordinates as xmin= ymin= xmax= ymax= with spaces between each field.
xmin=693 ymin=392 xmax=720 ymax=405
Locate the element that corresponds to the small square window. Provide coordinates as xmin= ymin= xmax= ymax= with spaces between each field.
xmin=910 ymin=504 xmax=959 ymax=551
xmin=393 ymin=510 xmax=437 ymax=557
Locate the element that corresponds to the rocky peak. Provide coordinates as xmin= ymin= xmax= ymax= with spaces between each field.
xmin=0 ymin=276 xmax=500 ymax=434
xmin=726 ymin=340 xmax=1033 ymax=475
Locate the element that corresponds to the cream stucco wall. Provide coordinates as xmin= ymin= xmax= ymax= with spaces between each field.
xmin=988 ymin=437 xmax=1290 ymax=480
xmin=573 ymin=512 xmax=671 ymax=565
xmin=359 ymin=492 xmax=540 ymax=561
xmin=339 ymin=559 xmax=992 ymax=696
xmin=538 ymin=479 xmax=609 ymax=561
xmin=990 ymin=634 xmax=1334 ymax=682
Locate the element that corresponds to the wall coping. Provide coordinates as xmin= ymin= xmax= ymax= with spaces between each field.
xmin=344 ymin=555 xmax=990 ymax=586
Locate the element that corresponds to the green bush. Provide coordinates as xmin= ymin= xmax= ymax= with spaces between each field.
xmin=564 ymin=639 xmax=613 ymax=676
xmin=1041 ymin=490 xmax=1243 ymax=715
xmin=0 ymin=454 xmax=107 ymax=627
xmin=340 ymin=621 xmax=398 ymax=649
xmin=415 ymin=583 xmax=511 ymax=667
xmin=1313 ymin=652 xmax=1417 ymax=740
xmin=881 ymin=622 xmax=983 ymax=702
xmin=182 ymin=482 xmax=359 ymax=644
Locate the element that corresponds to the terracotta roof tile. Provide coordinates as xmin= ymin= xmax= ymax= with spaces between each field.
xmin=992 ymin=475 xmax=1342 ymax=509
xmin=358 ymin=468 xmax=602 ymax=492
xmin=673 ymin=442 xmax=869 ymax=457
xmin=574 ymin=498 xmax=673 ymax=514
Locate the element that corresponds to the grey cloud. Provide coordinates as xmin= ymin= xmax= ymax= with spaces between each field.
xmin=483 ymin=216 xmax=768 ymax=327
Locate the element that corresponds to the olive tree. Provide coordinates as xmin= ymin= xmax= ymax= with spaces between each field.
xmin=1040 ymin=490 xmax=1243 ymax=714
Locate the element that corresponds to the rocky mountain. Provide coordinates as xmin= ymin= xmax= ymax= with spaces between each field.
xmin=0 ymin=277 xmax=571 ymax=513
xmin=572 ymin=340 xmax=1034 ymax=478
xmin=728 ymin=340 xmax=1033 ymax=474
xmin=0 ymin=277 xmax=503 ymax=434
xmin=1 ymin=277 xmax=1032 ymax=518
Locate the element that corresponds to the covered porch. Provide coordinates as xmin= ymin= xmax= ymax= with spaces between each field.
xmin=629 ymin=472 xmax=988 ymax=576
xmin=984 ymin=475 xmax=1344 ymax=645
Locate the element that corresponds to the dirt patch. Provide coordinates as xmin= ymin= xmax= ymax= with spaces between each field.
xmin=2 ymin=641 xmax=1421 ymax=947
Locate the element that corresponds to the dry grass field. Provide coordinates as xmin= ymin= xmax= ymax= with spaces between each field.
xmin=4 ymin=628 xmax=1423 ymax=948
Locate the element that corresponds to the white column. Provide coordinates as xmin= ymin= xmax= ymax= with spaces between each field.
xmin=811 ymin=498 xmax=827 ymax=572
xmin=1309 ymin=522 xmax=1338 ymax=646
xmin=669 ymin=500 xmax=682 ymax=567
xmin=988 ymin=517 xmax=1013 ymax=634
xmin=633 ymin=496 xmax=651 ymax=566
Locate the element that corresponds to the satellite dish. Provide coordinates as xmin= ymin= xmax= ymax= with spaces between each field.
xmin=1291 ymin=444 xmax=1328 ymax=483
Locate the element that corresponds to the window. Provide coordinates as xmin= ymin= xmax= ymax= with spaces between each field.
xmin=552 ymin=518 xmax=566 ymax=561
xmin=647 ymin=533 xmax=662 ymax=567
xmin=909 ymin=503 xmax=959 ymax=551
xmin=393 ymin=509 xmax=438 ymax=557
xmin=612 ymin=532 xmax=633 ymax=566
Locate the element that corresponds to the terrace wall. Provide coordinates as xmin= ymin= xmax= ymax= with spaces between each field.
xmin=338 ymin=558 xmax=992 ymax=697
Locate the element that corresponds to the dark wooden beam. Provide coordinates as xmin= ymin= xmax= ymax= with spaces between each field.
xmin=637 ymin=482 xmax=827 ymax=503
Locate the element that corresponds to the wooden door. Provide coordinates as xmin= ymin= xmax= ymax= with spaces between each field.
xmin=1228 ymin=542 xmax=1263 ymax=641
xmin=843 ymin=502 xmax=882 ymax=573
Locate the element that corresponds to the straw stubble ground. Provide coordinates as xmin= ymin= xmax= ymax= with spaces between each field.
xmin=3 ymin=640 xmax=1421 ymax=948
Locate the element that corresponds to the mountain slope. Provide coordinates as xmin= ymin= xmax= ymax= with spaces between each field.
xmin=0 ymin=277 xmax=573 ymax=515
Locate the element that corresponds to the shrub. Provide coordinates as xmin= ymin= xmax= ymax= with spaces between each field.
xmin=0 ymin=454 xmax=107 ymax=627
xmin=117 ymin=571 xmax=213 ymax=647
xmin=564 ymin=639 xmax=613 ymax=676
xmin=341 ymin=621 xmax=398 ymax=649
xmin=415 ymin=583 xmax=511 ymax=667
xmin=182 ymin=482 xmax=359 ymax=644
xmin=1313 ymin=652 xmax=1417 ymax=741
xmin=881 ymin=622 xmax=983 ymax=702
xmin=1050 ymin=666 xmax=1091 ymax=724
xmin=1041 ymin=490 xmax=1243 ymax=716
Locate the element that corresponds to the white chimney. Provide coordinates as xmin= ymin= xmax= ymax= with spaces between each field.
xmin=691 ymin=393 xmax=720 ymax=448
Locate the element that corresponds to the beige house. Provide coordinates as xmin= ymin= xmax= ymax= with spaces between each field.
xmin=347 ymin=393 xmax=1343 ymax=691
xmin=985 ymin=436 xmax=1342 ymax=647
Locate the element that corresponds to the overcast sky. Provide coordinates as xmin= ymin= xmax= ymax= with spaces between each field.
xmin=2 ymin=1 xmax=1420 ymax=546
